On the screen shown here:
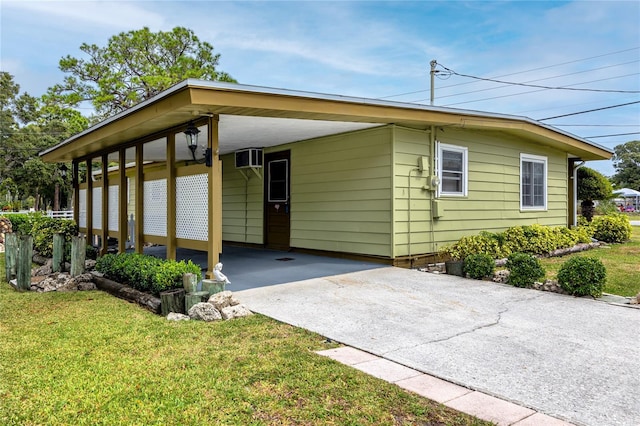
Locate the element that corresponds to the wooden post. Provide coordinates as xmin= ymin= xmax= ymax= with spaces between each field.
xmin=5 ymin=232 xmax=17 ymax=281
xmin=202 ymin=279 xmax=226 ymax=296
xmin=185 ymin=291 xmax=209 ymax=312
xmin=16 ymin=235 xmax=33 ymax=291
xmin=160 ymin=288 xmax=186 ymax=316
xmin=206 ymin=115 xmax=222 ymax=278
xmin=70 ymin=235 xmax=86 ymax=277
xmin=53 ymin=233 xmax=65 ymax=273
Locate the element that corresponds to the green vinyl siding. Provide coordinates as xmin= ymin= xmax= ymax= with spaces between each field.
xmin=221 ymin=155 xmax=263 ymax=244
xmin=429 ymin=128 xmax=568 ymax=252
xmin=392 ymin=127 xmax=433 ymax=257
xmin=285 ymin=126 xmax=393 ymax=257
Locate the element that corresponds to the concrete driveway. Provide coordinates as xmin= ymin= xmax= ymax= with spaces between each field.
xmin=237 ymin=267 xmax=639 ymax=426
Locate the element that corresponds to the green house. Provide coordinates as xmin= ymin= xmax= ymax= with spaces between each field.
xmin=41 ymin=80 xmax=612 ymax=274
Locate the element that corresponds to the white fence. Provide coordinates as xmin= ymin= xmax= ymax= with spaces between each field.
xmin=3 ymin=210 xmax=74 ymax=219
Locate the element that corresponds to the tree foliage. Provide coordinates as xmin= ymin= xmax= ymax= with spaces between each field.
xmin=577 ymin=166 xmax=613 ymax=222
xmin=611 ymin=141 xmax=640 ymax=191
xmin=47 ymin=26 xmax=236 ymax=118
xmin=0 ymin=72 xmax=80 ymax=210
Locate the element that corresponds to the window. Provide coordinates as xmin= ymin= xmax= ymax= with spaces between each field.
xmin=437 ymin=143 xmax=468 ymax=196
xmin=520 ymin=154 xmax=547 ymax=210
xmin=268 ymin=159 xmax=288 ymax=202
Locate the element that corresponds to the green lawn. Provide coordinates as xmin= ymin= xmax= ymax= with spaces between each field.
xmin=539 ymin=225 xmax=640 ymax=297
xmin=0 ymin=255 xmax=490 ymax=426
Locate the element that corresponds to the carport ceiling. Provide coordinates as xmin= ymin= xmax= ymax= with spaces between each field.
xmin=217 ymin=114 xmax=382 ymax=155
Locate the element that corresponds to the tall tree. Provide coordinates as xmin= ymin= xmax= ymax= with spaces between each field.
xmin=611 ymin=141 xmax=640 ymax=191
xmin=0 ymin=73 xmax=81 ymax=210
xmin=577 ymin=166 xmax=613 ymax=221
xmin=47 ymin=26 xmax=236 ymax=119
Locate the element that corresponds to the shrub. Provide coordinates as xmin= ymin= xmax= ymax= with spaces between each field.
xmin=505 ymin=252 xmax=545 ymax=288
xmin=1 ymin=213 xmax=78 ymax=258
xmin=557 ymin=257 xmax=606 ymax=297
xmin=463 ymin=253 xmax=495 ymax=280
xmin=439 ymin=232 xmax=507 ymax=260
xmin=590 ymin=214 xmax=632 ymax=243
xmin=96 ymin=252 xmax=203 ymax=295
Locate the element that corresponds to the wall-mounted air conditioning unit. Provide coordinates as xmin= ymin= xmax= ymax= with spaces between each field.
xmin=235 ymin=148 xmax=263 ymax=169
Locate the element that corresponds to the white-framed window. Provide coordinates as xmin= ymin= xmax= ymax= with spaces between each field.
xmin=520 ymin=153 xmax=547 ymax=210
xmin=437 ymin=142 xmax=468 ymax=196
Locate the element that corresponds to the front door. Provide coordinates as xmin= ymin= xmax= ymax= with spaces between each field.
xmin=265 ymin=151 xmax=290 ymax=250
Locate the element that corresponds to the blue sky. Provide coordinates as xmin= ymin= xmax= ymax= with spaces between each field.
xmin=2 ymin=0 xmax=639 ymax=176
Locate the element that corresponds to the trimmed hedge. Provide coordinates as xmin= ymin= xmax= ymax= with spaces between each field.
xmin=96 ymin=252 xmax=202 ymax=295
xmin=590 ymin=214 xmax=632 ymax=243
xmin=463 ymin=253 xmax=495 ymax=280
xmin=558 ymin=257 xmax=606 ymax=297
xmin=1 ymin=212 xmax=78 ymax=258
xmin=439 ymin=224 xmax=591 ymax=260
xmin=505 ymin=253 xmax=545 ymax=288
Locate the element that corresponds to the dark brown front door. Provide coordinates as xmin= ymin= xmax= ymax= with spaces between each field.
xmin=265 ymin=151 xmax=290 ymax=250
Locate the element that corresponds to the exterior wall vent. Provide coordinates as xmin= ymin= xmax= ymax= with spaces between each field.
xmin=235 ymin=148 xmax=263 ymax=169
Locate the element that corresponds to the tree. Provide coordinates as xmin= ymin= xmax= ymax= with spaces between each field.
xmin=577 ymin=166 xmax=613 ymax=221
xmin=611 ymin=141 xmax=640 ymax=191
xmin=47 ymin=26 xmax=236 ymax=119
xmin=0 ymin=73 xmax=79 ymax=210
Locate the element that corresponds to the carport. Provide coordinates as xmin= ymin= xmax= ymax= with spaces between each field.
xmin=142 ymin=244 xmax=385 ymax=291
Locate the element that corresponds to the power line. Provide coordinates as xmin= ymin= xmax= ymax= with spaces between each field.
xmin=552 ymin=124 xmax=640 ymax=127
xmin=584 ymin=132 xmax=640 ymax=138
xmin=538 ymin=101 xmax=640 ymax=121
xmin=437 ymin=64 xmax=640 ymax=94
xmin=380 ymin=47 xmax=640 ymax=99
xmin=416 ymin=73 xmax=639 ymax=105
xmin=433 ymin=60 xmax=640 ymax=101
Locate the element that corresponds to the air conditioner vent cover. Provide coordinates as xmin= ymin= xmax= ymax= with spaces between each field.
xmin=235 ymin=148 xmax=263 ymax=169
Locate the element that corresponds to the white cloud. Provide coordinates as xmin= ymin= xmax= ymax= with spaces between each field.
xmin=3 ymin=0 xmax=166 ymax=31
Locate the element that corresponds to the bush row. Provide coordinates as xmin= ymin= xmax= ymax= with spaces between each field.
xmin=1 ymin=212 xmax=78 ymax=258
xmin=95 ymin=252 xmax=202 ymax=295
xmin=440 ymin=214 xmax=631 ymax=261
xmin=463 ymin=251 xmax=606 ymax=298
xmin=578 ymin=214 xmax=632 ymax=244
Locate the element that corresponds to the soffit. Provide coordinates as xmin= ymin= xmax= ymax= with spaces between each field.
xmin=40 ymin=82 xmax=612 ymax=162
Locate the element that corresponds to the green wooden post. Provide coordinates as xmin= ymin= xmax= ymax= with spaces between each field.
xmin=53 ymin=233 xmax=65 ymax=273
xmin=70 ymin=235 xmax=86 ymax=277
xmin=5 ymin=232 xmax=17 ymax=282
xmin=185 ymin=291 xmax=209 ymax=312
xmin=16 ymin=235 xmax=33 ymax=291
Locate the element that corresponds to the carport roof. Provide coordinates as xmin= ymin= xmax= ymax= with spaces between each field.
xmin=40 ymin=79 xmax=613 ymax=162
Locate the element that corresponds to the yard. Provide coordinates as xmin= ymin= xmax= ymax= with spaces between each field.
xmin=539 ymin=224 xmax=640 ymax=297
xmin=0 ymin=254 xmax=489 ymax=426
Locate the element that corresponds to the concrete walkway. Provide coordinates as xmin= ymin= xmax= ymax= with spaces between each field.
xmin=237 ymin=267 xmax=639 ymax=426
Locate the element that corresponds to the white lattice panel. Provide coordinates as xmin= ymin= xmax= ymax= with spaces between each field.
xmin=108 ymin=185 xmax=119 ymax=232
xmin=176 ymin=173 xmax=209 ymax=241
xmin=92 ymin=187 xmax=102 ymax=231
xmin=143 ymin=179 xmax=167 ymax=236
xmin=78 ymin=189 xmax=87 ymax=228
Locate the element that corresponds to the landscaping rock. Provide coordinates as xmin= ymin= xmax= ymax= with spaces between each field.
xmin=531 ymin=279 xmax=567 ymax=294
xmin=167 ymin=312 xmax=190 ymax=321
xmin=221 ymin=304 xmax=253 ymax=320
xmin=493 ymin=269 xmax=510 ymax=284
xmin=31 ymin=259 xmax=53 ymax=276
xmin=208 ymin=290 xmax=239 ymax=310
xmin=631 ymin=292 xmax=640 ymax=305
xmin=30 ymin=272 xmax=96 ymax=292
xmin=188 ymin=302 xmax=222 ymax=321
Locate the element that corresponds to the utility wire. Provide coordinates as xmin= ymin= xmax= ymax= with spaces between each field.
xmin=584 ymin=132 xmax=640 ymax=139
xmin=379 ymin=47 xmax=640 ymax=99
xmin=437 ymin=64 xmax=640 ymax=94
xmin=415 ymin=73 xmax=639 ymax=105
xmin=538 ymin=101 xmax=640 ymax=120
xmin=433 ymin=60 xmax=640 ymax=100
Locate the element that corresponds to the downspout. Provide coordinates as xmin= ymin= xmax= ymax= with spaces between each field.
xmin=573 ymin=160 xmax=585 ymax=227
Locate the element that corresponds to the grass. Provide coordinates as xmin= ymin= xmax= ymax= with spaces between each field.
xmin=539 ymin=225 xmax=640 ymax=297
xmin=0 ymin=255 xmax=490 ymax=426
